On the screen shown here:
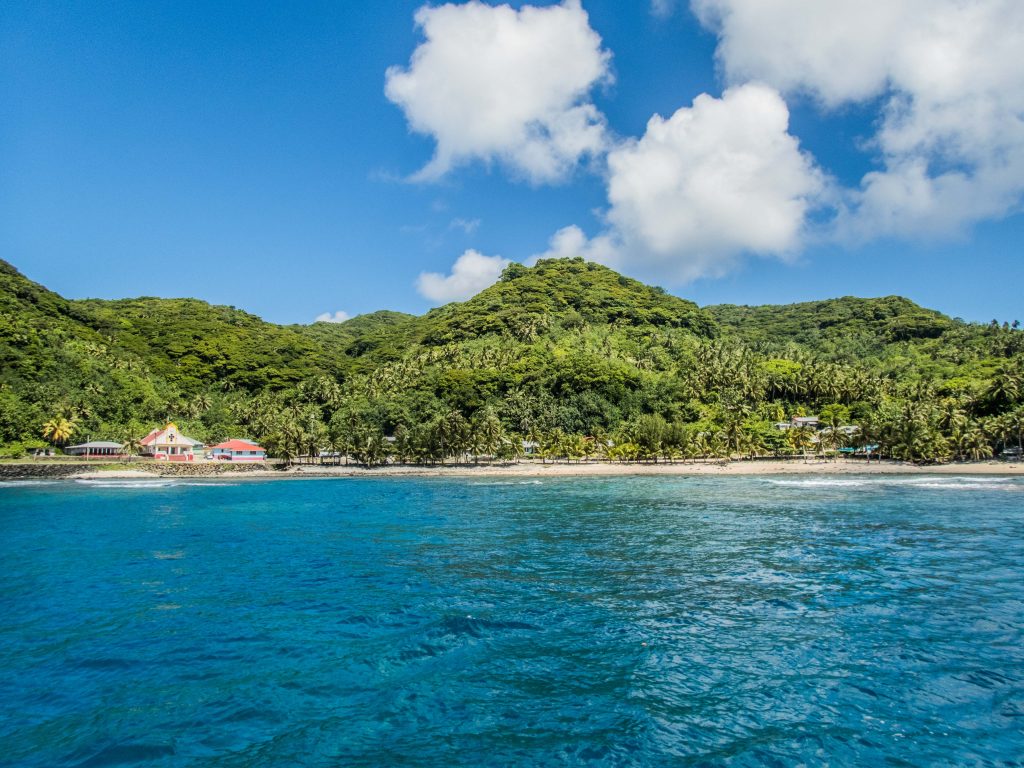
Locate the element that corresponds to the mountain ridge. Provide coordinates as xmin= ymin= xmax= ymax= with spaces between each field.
xmin=1 ymin=256 xmax=1021 ymax=462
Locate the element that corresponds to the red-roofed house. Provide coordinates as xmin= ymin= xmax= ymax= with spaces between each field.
xmin=140 ymin=422 xmax=203 ymax=461
xmin=209 ymin=439 xmax=266 ymax=462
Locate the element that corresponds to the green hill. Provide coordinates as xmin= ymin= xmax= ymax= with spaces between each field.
xmin=413 ymin=258 xmax=716 ymax=345
xmin=0 ymin=256 xmax=1020 ymax=462
xmin=0 ymin=259 xmax=109 ymax=376
xmin=707 ymin=296 xmax=955 ymax=359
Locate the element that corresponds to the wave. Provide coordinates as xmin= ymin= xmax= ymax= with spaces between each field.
xmin=470 ymin=480 xmax=543 ymax=486
xmin=899 ymin=476 xmax=1008 ymax=484
xmin=766 ymin=479 xmax=873 ymax=488
xmin=0 ymin=480 xmax=62 ymax=488
xmin=74 ymin=479 xmax=178 ymax=489
xmin=906 ymin=481 xmax=1020 ymax=491
xmin=766 ymin=477 xmax=1021 ymax=492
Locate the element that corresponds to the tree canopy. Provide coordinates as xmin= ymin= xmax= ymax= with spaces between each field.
xmin=1 ymin=257 xmax=1021 ymax=464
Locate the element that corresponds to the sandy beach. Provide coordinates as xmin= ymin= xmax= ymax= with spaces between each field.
xmin=62 ymin=458 xmax=1024 ymax=481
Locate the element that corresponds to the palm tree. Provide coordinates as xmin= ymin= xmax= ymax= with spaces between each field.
xmin=496 ymin=434 xmax=525 ymax=463
xmin=961 ymin=426 xmax=993 ymax=461
xmin=788 ymin=425 xmax=815 ymax=462
xmin=351 ymin=430 xmax=389 ymax=467
xmin=439 ymin=410 xmax=469 ymax=463
xmin=122 ymin=434 xmax=143 ymax=460
xmin=694 ymin=431 xmax=712 ymax=460
xmin=186 ymin=393 xmax=212 ymax=419
xmin=564 ymin=434 xmax=587 ymax=464
xmin=721 ymin=417 xmax=745 ymax=457
xmin=392 ymin=424 xmax=411 ymax=465
xmin=471 ymin=407 xmax=503 ymax=462
xmin=42 ymin=415 xmax=77 ymax=447
xmin=1004 ymin=407 xmax=1024 ymax=456
xmin=985 ymin=366 xmax=1022 ymax=408
xmin=741 ymin=430 xmax=768 ymax=460
xmin=888 ymin=403 xmax=949 ymax=463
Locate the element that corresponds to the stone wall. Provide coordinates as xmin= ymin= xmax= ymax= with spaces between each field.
xmin=0 ymin=463 xmax=86 ymax=480
xmin=0 ymin=460 xmax=284 ymax=480
xmin=140 ymin=462 xmax=284 ymax=477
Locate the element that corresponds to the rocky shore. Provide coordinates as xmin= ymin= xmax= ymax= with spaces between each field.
xmin=0 ymin=461 xmax=283 ymax=480
xmin=1 ymin=458 xmax=1020 ymax=482
xmin=0 ymin=463 xmax=86 ymax=480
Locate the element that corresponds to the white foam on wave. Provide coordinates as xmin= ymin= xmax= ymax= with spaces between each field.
xmin=74 ymin=479 xmax=177 ymax=489
xmin=766 ymin=479 xmax=872 ymax=488
xmin=908 ymin=481 xmax=1020 ymax=492
xmin=766 ymin=476 xmax=1021 ymax=492
xmin=0 ymin=480 xmax=62 ymax=488
xmin=470 ymin=480 xmax=543 ymax=487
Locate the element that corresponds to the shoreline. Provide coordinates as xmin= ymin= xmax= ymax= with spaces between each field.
xmin=1 ymin=458 xmax=1020 ymax=482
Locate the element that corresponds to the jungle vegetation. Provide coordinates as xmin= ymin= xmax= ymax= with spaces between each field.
xmin=1 ymin=257 xmax=1021 ymax=464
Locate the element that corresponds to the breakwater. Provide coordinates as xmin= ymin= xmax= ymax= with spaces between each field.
xmin=0 ymin=461 xmax=282 ymax=480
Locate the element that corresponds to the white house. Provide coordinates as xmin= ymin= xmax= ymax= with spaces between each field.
xmin=64 ymin=441 xmax=125 ymax=457
xmin=208 ymin=439 xmax=266 ymax=462
xmin=140 ymin=423 xmax=203 ymax=461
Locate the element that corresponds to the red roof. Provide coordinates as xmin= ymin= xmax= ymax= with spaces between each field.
xmin=211 ymin=439 xmax=264 ymax=452
xmin=140 ymin=428 xmax=163 ymax=446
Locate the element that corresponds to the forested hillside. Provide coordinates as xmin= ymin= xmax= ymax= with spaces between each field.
xmin=1 ymin=257 xmax=1021 ymax=463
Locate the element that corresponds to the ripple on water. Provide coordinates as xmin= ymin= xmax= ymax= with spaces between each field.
xmin=0 ymin=475 xmax=1021 ymax=765
xmin=765 ymin=475 xmax=1023 ymax=492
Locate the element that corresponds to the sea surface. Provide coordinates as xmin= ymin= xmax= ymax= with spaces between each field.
xmin=1 ymin=475 xmax=1022 ymax=766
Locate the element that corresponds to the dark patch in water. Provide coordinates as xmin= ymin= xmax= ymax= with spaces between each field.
xmin=73 ymin=743 xmax=175 ymax=767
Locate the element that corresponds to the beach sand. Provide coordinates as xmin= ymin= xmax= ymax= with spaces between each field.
xmin=69 ymin=459 xmax=1024 ymax=481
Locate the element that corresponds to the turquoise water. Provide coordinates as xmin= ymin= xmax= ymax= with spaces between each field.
xmin=1 ymin=475 xmax=1022 ymax=766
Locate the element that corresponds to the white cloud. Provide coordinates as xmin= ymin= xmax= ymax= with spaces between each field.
xmin=537 ymin=85 xmax=823 ymax=282
xmin=650 ymin=0 xmax=678 ymax=18
xmin=315 ymin=310 xmax=351 ymax=324
xmin=449 ymin=217 xmax=482 ymax=235
xmin=692 ymin=0 xmax=906 ymax=106
xmin=694 ymin=0 xmax=1024 ymax=238
xmin=417 ymin=249 xmax=512 ymax=303
xmin=385 ymin=0 xmax=612 ymax=184
xmin=527 ymin=224 xmax=618 ymax=266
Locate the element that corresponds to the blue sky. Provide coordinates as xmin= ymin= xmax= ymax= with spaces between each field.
xmin=2 ymin=0 xmax=1022 ymax=325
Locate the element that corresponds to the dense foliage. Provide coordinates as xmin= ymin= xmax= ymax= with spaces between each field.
xmin=1 ymin=257 xmax=1021 ymax=463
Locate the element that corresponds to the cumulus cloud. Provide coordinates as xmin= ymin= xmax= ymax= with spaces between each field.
xmin=528 ymin=224 xmax=618 ymax=266
xmin=693 ymin=0 xmax=1024 ymax=238
xmin=315 ymin=310 xmax=351 ymax=324
xmin=449 ymin=217 xmax=482 ymax=235
xmin=533 ymin=85 xmax=823 ymax=282
xmin=650 ymin=0 xmax=677 ymax=18
xmin=604 ymin=84 xmax=823 ymax=278
xmin=417 ymin=249 xmax=512 ymax=303
xmin=385 ymin=0 xmax=612 ymax=184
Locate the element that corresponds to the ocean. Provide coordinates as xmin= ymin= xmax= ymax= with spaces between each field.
xmin=1 ymin=475 xmax=1022 ymax=766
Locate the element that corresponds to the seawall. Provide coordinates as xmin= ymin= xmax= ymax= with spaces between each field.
xmin=0 ymin=461 xmax=283 ymax=480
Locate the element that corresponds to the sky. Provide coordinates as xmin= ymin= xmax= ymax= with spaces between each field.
xmin=2 ymin=0 xmax=1022 ymax=325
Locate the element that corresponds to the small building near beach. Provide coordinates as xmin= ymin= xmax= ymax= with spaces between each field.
xmin=209 ymin=439 xmax=266 ymax=462
xmin=140 ymin=423 xmax=202 ymax=461
xmin=65 ymin=441 xmax=126 ymax=457
xmin=791 ymin=416 xmax=820 ymax=429
xmin=775 ymin=416 xmax=822 ymax=431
